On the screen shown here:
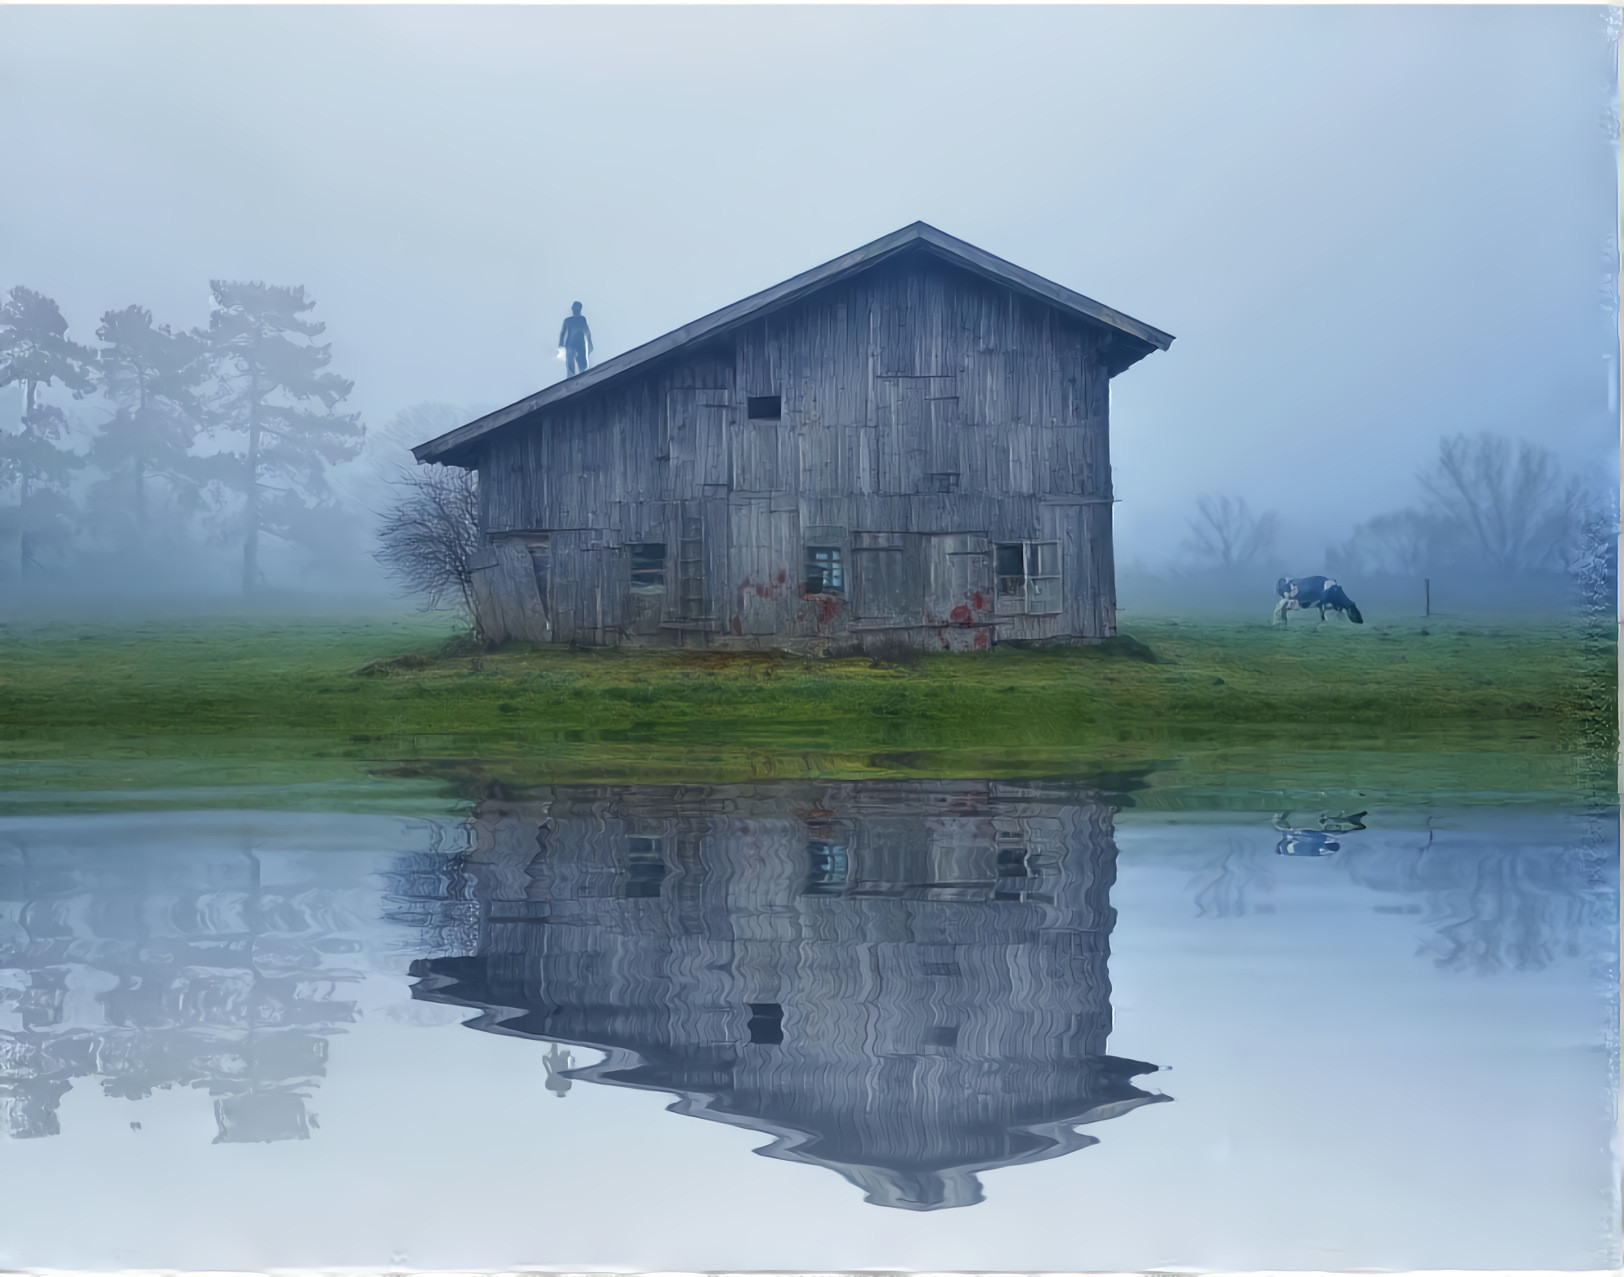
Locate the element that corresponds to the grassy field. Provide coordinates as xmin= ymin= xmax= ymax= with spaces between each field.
xmin=0 ymin=610 xmax=1612 ymax=805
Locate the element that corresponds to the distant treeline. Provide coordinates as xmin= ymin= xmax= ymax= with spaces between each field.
xmin=0 ymin=282 xmax=428 ymax=595
xmin=1162 ymin=432 xmax=1616 ymax=617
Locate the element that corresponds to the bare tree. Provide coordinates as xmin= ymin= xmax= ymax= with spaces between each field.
xmin=374 ymin=463 xmax=484 ymax=640
xmin=1331 ymin=508 xmax=1458 ymax=577
xmin=1179 ymin=494 xmax=1279 ymax=574
xmin=1417 ymin=433 xmax=1582 ymax=575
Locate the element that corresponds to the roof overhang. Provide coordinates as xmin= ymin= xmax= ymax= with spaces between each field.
xmin=414 ymin=221 xmax=1173 ymax=467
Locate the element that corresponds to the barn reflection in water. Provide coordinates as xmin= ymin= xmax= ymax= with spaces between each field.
xmin=410 ymin=781 xmax=1170 ymax=1210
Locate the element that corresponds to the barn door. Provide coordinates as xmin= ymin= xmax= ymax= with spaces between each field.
xmin=874 ymin=376 xmax=958 ymax=493
xmin=872 ymin=377 xmax=921 ymax=493
xmin=852 ymin=532 xmax=911 ymax=623
xmin=489 ymin=536 xmax=551 ymax=642
xmin=732 ymin=416 xmax=781 ymax=492
xmin=727 ymin=497 xmax=796 ymax=636
xmin=666 ymin=388 xmax=730 ymax=489
xmin=925 ymin=534 xmax=991 ymax=622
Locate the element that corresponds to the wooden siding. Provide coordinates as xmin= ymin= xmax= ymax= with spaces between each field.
xmin=474 ymin=254 xmax=1128 ymax=650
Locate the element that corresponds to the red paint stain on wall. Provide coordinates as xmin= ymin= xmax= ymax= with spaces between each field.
xmin=799 ymin=588 xmax=841 ymax=626
xmin=949 ymin=603 xmax=973 ymax=626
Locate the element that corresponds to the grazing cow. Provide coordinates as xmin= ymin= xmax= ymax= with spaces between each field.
xmin=1273 ymin=575 xmax=1364 ymax=625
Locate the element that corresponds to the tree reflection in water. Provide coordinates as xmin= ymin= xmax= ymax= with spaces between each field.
xmin=0 ymin=816 xmax=472 ymax=1144
xmin=0 ymin=837 xmax=373 ymax=1141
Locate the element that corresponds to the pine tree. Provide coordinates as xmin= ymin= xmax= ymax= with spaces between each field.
xmin=202 ymin=281 xmax=364 ymax=591
xmin=0 ymin=287 xmax=95 ymax=577
xmin=88 ymin=304 xmax=209 ymax=553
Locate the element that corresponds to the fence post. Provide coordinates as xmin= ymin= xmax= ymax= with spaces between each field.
xmin=1425 ymin=578 xmax=1431 ymax=617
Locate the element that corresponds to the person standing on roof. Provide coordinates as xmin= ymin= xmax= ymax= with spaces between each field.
xmin=558 ymin=301 xmax=593 ymax=377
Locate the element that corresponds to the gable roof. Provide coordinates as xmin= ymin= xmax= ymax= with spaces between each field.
xmin=414 ymin=221 xmax=1174 ymax=465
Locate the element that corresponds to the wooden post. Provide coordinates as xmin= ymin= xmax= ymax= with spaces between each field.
xmin=1425 ymin=578 xmax=1431 ymax=617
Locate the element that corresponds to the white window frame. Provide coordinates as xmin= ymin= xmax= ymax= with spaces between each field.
xmin=995 ymin=540 xmax=1062 ymax=615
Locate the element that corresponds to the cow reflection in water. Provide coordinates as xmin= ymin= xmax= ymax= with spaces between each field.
xmin=410 ymin=781 xmax=1169 ymax=1211
xmin=1273 ymin=810 xmax=1368 ymax=858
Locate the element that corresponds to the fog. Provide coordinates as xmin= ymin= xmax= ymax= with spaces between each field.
xmin=0 ymin=5 xmax=1616 ymax=613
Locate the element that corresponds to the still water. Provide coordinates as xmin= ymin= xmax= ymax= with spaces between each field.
xmin=0 ymin=780 xmax=1614 ymax=1271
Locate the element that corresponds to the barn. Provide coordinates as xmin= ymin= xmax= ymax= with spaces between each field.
xmin=413 ymin=222 xmax=1173 ymax=651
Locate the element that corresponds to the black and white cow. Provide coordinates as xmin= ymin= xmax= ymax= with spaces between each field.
xmin=1274 ymin=575 xmax=1364 ymax=625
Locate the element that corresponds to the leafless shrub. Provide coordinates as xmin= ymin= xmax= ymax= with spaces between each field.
xmin=374 ymin=463 xmax=484 ymax=641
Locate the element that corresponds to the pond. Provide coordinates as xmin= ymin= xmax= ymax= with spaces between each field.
xmin=0 ymin=779 xmax=1614 ymax=1271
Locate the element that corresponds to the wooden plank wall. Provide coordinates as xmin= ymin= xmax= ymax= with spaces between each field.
xmin=476 ymin=251 xmax=1125 ymax=648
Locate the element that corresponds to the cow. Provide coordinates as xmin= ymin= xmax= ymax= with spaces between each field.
xmin=1273 ymin=575 xmax=1364 ymax=625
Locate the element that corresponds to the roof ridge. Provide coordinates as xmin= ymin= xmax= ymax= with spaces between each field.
xmin=415 ymin=222 xmax=1172 ymax=465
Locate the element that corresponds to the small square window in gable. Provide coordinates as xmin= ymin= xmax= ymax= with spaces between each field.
xmin=747 ymin=395 xmax=781 ymax=421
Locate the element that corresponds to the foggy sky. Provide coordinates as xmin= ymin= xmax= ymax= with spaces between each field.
xmin=1 ymin=4 xmax=1616 ymax=565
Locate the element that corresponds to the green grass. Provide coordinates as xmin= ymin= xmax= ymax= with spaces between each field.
xmin=0 ymin=610 xmax=1612 ymax=807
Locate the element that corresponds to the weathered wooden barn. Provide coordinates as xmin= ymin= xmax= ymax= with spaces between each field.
xmin=414 ymin=223 xmax=1173 ymax=651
